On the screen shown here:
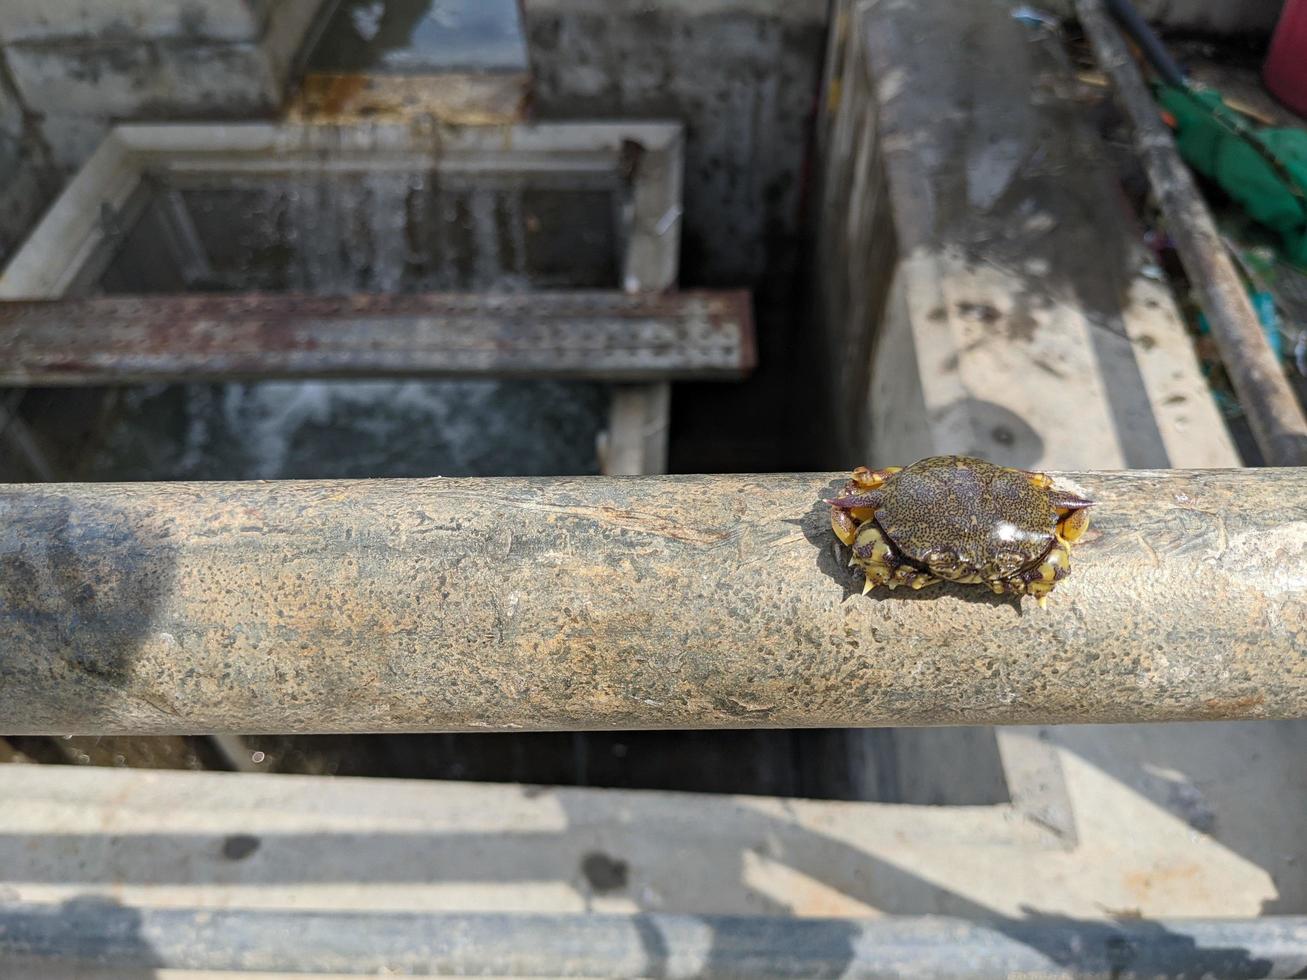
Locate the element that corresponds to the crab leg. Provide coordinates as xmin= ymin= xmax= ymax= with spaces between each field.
xmin=851 ymin=465 xmax=901 ymax=489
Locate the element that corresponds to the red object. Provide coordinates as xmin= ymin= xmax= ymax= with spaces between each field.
xmin=1265 ymin=0 xmax=1307 ymax=117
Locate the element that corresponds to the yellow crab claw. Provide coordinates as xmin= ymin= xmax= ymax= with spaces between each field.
xmin=832 ymin=507 xmax=860 ymax=547
xmin=1058 ymin=506 xmax=1090 ymax=543
xmin=862 ymin=578 xmax=876 ymax=595
xmin=1037 ymin=595 xmax=1048 ymax=610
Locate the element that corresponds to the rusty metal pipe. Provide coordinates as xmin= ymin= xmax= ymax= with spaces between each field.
xmin=0 ymin=469 xmax=1304 ymax=734
xmin=1077 ymin=0 xmax=1307 ymax=467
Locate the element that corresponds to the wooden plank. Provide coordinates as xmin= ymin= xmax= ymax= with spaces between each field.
xmin=0 ymin=290 xmax=754 ymax=386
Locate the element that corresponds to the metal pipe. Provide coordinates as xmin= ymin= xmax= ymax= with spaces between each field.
xmin=0 ymin=469 xmax=1304 ymax=734
xmin=1077 ymin=0 xmax=1307 ymax=467
xmin=2 ymin=904 xmax=1305 ymax=977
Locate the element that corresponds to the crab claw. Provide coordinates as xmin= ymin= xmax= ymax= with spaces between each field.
xmin=1047 ymin=489 xmax=1093 ymax=512
xmin=862 ymin=577 xmax=876 ymax=595
xmin=824 ymin=491 xmax=883 ymax=510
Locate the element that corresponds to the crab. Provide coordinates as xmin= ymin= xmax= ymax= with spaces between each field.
xmin=826 ymin=455 xmax=1092 ymax=607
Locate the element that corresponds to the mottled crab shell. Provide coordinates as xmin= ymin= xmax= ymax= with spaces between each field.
xmin=874 ymin=456 xmax=1058 ymax=579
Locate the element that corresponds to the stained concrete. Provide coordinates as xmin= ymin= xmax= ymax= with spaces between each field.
xmin=816 ymin=0 xmax=1237 ymax=470
xmin=0 ymin=59 xmax=59 ymax=265
xmin=0 ymin=0 xmax=275 ymax=44
xmin=524 ymin=0 xmax=829 ymax=471
xmin=1 ymin=763 xmax=1297 ymax=916
xmin=0 ymin=0 xmax=327 ymax=173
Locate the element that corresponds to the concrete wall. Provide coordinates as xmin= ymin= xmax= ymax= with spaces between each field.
xmin=523 ymin=0 xmax=829 ymax=471
xmin=524 ymin=0 xmax=827 ymax=291
xmin=0 ymin=57 xmax=60 ymax=266
xmin=0 ymin=0 xmax=326 ymax=171
xmin=814 ymin=0 xmax=1238 ymax=471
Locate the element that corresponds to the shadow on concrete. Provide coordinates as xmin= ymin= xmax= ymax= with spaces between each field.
xmin=0 ymin=895 xmax=160 ymax=979
xmin=0 ymin=815 xmax=1286 ymax=977
xmin=0 ymin=492 xmax=178 ymax=738
xmin=1048 ymin=720 xmax=1307 ymax=916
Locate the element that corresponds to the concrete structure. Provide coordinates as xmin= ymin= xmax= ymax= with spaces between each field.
xmin=1 ymin=2 xmax=1303 ymax=970
xmin=0 ymin=61 xmax=59 ymax=264
xmin=808 ymin=0 xmax=1307 ymax=942
xmin=0 ymin=120 xmax=690 ymax=482
xmin=1 ymin=762 xmax=1304 ymax=940
xmin=524 ymin=0 xmax=830 ymax=472
xmin=816 ymin=0 xmax=1239 ymax=471
xmin=0 ymin=0 xmax=328 ymax=170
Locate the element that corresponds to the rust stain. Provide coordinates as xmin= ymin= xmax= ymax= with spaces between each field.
xmin=1123 ymin=863 xmax=1201 ymax=903
xmin=1198 ymin=692 xmax=1266 ymax=719
xmin=288 ymin=72 xmax=529 ymax=126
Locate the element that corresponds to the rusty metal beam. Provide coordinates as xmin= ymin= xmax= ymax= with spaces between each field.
xmin=0 ymin=468 xmax=1303 ymax=735
xmin=1077 ymin=0 xmax=1307 ymax=467
xmin=0 ymin=290 xmax=755 ymax=386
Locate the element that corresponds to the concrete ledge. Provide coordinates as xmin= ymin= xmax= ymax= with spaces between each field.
xmin=0 ymin=764 xmax=1290 ymax=917
xmin=0 ymin=0 xmax=267 ymax=44
xmin=816 ymin=0 xmax=1238 ymax=471
xmin=1 ymin=1 xmax=326 ymax=121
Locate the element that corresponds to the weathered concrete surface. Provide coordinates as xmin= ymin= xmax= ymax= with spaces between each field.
xmin=524 ymin=0 xmax=829 ymax=471
xmin=0 ymin=61 xmax=60 ymax=265
xmin=4 ymin=905 xmax=1305 ymax=977
xmin=0 ymin=763 xmax=1294 ymax=917
xmin=812 ymin=0 xmax=1303 ymax=928
xmin=0 ymin=0 xmax=276 ymax=44
xmin=0 ymin=468 xmax=1303 ymax=734
xmin=0 ymin=120 xmax=684 ymax=300
xmin=525 ymin=0 xmax=825 ymax=289
xmin=0 ymin=1 xmax=326 ymax=171
xmin=816 ymin=0 xmax=1238 ymax=471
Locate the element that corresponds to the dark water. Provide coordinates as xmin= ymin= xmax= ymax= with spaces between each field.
xmin=86 ymin=379 xmax=608 ymax=481
xmin=87 ymin=165 xmax=621 ymax=481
